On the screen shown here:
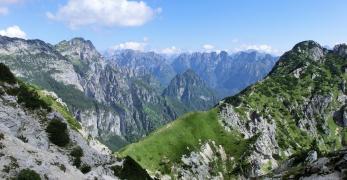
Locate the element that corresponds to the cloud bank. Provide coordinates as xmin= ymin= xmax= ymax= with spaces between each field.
xmin=0 ymin=25 xmax=26 ymax=38
xmin=47 ymin=0 xmax=160 ymax=28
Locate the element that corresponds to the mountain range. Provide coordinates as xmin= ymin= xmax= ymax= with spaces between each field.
xmin=1 ymin=35 xmax=347 ymax=179
xmin=0 ymin=36 xmax=276 ymax=151
xmin=120 ymin=41 xmax=347 ymax=179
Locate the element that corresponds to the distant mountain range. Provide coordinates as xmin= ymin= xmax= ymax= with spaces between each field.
xmin=107 ymin=49 xmax=278 ymax=98
xmin=0 ymin=35 xmax=277 ymax=151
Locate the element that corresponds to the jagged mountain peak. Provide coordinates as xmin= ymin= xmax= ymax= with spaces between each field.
xmin=55 ymin=37 xmax=101 ymax=63
xmin=59 ymin=37 xmax=95 ymax=48
xmin=182 ymin=68 xmax=199 ymax=77
xmin=163 ymin=69 xmax=217 ymax=111
xmin=0 ymin=35 xmax=57 ymax=55
xmin=269 ymin=41 xmax=329 ymax=77
xmin=169 ymin=69 xmax=206 ymax=88
xmin=293 ymin=40 xmax=322 ymax=51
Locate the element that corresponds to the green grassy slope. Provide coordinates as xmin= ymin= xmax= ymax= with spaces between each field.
xmin=119 ymin=109 xmax=254 ymax=173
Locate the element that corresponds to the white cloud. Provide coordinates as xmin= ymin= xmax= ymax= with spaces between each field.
xmin=0 ymin=6 xmax=8 ymax=15
xmin=235 ymin=44 xmax=280 ymax=55
xmin=203 ymin=44 xmax=215 ymax=51
xmin=160 ymin=46 xmax=180 ymax=55
xmin=111 ymin=41 xmax=147 ymax=51
xmin=47 ymin=0 xmax=160 ymax=28
xmin=0 ymin=25 xmax=26 ymax=38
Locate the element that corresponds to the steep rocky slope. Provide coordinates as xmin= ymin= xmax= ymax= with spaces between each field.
xmin=120 ymin=41 xmax=347 ymax=179
xmin=163 ymin=69 xmax=217 ymax=112
xmin=0 ymin=63 xmax=151 ymax=179
xmin=54 ymin=38 xmax=179 ymax=143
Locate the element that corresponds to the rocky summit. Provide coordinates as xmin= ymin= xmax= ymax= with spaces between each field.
xmin=120 ymin=41 xmax=347 ymax=179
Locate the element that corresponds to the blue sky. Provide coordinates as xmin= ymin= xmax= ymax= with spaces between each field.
xmin=0 ymin=0 xmax=346 ymax=55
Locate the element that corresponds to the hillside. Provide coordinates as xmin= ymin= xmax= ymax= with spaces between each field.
xmin=120 ymin=41 xmax=347 ymax=179
xmin=0 ymin=63 xmax=151 ymax=179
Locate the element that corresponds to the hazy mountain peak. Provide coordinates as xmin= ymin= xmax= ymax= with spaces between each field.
xmin=334 ymin=43 xmax=347 ymax=58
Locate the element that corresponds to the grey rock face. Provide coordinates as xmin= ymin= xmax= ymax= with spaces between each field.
xmin=219 ymin=104 xmax=279 ymax=176
xmin=272 ymin=148 xmax=347 ymax=179
xmin=56 ymin=38 xmax=188 ymax=143
xmin=0 ymin=83 xmax=120 ymax=179
xmin=305 ymin=150 xmax=318 ymax=164
xmin=171 ymin=141 xmax=226 ymax=180
xmin=293 ymin=40 xmax=325 ymax=61
xmin=333 ymin=105 xmax=347 ymax=127
xmin=0 ymin=35 xmax=83 ymax=91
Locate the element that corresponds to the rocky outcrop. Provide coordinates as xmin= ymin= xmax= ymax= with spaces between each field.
xmin=334 ymin=44 xmax=347 ymax=58
xmin=219 ymin=105 xmax=279 ymax=176
xmin=171 ymin=141 xmax=227 ymax=180
xmin=271 ymin=148 xmax=347 ymax=179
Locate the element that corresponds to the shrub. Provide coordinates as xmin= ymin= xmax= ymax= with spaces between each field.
xmin=17 ymin=169 xmax=41 ymax=180
xmin=80 ymin=164 xmax=91 ymax=174
xmin=0 ymin=63 xmax=16 ymax=84
xmin=0 ymin=133 xmax=4 ymax=140
xmin=17 ymin=135 xmax=28 ymax=143
xmin=73 ymin=157 xmax=81 ymax=168
xmin=70 ymin=146 xmax=83 ymax=157
xmin=46 ymin=119 xmax=70 ymax=147
xmin=70 ymin=146 xmax=83 ymax=168
xmin=111 ymin=156 xmax=152 ymax=180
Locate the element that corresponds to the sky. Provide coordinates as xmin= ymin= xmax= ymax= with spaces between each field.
xmin=0 ymin=0 xmax=346 ymax=55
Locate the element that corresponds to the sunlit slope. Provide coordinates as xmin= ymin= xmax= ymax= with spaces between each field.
xmin=119 ymin=109 xmax=254 ymax=173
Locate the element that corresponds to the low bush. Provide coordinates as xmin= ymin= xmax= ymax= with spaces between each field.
xmin=46 ymin=119 xmax=70 ymax=147
xmin=70 ymin=146 xmax=83 ymax=168
xmin=0 ymin=63 xmax=16 ymax=84
xmin=80 ymin=164 xmax=91 ymax=174
xmin=17 ymin=169 xmax=41 ymax=180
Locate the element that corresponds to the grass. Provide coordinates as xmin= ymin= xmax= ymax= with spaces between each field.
xmin=119 ymin=108 xmax=252 ymax=173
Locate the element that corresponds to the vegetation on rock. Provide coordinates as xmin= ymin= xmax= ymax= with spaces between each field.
xmin=0 ymin=63 xmax=16 ymax=84
xmin=17 ymin=169 xmax=41 ymax=180
xmin=46 ymin=119 xmax=70 ymax=147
